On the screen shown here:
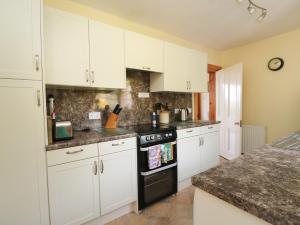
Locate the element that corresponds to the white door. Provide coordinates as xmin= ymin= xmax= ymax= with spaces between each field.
xmin=187 ymin=49 xmax=208 ymax=92
xmin=216 ymin=63 xmax=243 ymax=160
xmin=48 ymin=158 xmax=100 ymax=225
xmin=163 ymin=42 xmax=188 ymax=92
xmin=44 ymin=6 xmax=90 ymax=87
xmin=200 ymin=131 xmax=220 ymax=172
xmin=125 ymin=31 xmax=164 ymax=73
xmin=89 ymin=20 xmax=126 ymax=89
xmin=99 ymin=149 xmax=137 ymax=215
xmin=0 ymin=80 xmax=49 ymax=225
xmin=177 ymin=136 xmax=201 ymax=181
xmin=0 ymin=0 xmax=42 ymax=80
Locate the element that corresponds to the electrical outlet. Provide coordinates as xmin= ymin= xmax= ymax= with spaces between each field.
xmin=187 ymin=108 xmax=192 ymax=114
xmin=138 ymin=92 xmax=150 ymax=98
xmin=174 ymin=108 xmax=180 ymax=114
xmin=89 ymin=112 xmax=101 ymax=120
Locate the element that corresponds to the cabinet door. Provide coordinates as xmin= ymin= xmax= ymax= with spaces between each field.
xmin=48 ymin=158 xmax=100 ymax=225
xmin=163 ymin=42 xmax=188 ymax=92
xmin=0 ymin=80 xmax=49 ymax=225
xmin=201 ymin=132 xmax=220 ymax=172
xmin=177 ymin=136 xmax=201 ymax=181
xmin=187 ymin=49 xmax=208 ymax=92
xmin=125 ymin=31 xmax=164 ymax=73
xmin=44 ymin=6 xmax=90 ymax=87
xmin=0 ymin=0 xmax=42 ymax=80
xmin=99 ymin=149 xmax=137 ymax=215
xmin=89 ymin=20 xmax=126 ymax=89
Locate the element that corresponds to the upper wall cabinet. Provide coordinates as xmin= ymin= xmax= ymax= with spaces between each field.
xmin=0 ymin=0 xmax=42 ymax=80
xmin=44 ymin=7 xmax=90 ymax=87
xmin=89 ymin=20 xmax=126 ymax=89
xmin=150 ymin=42 xmax=208 ymax=93
xmin=125 ymin=31 xmax=164 ymax=73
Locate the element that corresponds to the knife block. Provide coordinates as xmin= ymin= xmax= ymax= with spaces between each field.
xmin=104 ymin=113 xmax=118 ymax=129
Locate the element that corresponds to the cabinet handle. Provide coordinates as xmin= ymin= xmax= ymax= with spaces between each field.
xmin=142 ymin=66 xmax=151 ymax=70
xmin=112 ymin=142 xmax=125 ymax=146
xmin=186 ymin=81 xmax=188 ymax=90
xmin=186 ymin=130 xmax=193 ymax=133
xmin=201 ymin=137 xmax=204 ymax=146
xmin=189 ymin=81 xmax=191 ymax=90
xmin=35 ymin=54 xmax=40 ymax=71
xmin=100 ymin=160 xmax=104 ymax=173
xmin=93 ymin=161 xmax=98 ymax=175
xmin=85 ymin=69 xmax=90 ymax=83
xmin=66 ymin=149 xmax=84 ymax=154
xmin=37 ymin=90 xmax=41 ymax=107
xmin=208 ymin=126 xmax=214 ymax=129
xmin=199 ymin=137 xmax=201 ymax=147
xmin=91 ymin=70 xmax=95 ymax=84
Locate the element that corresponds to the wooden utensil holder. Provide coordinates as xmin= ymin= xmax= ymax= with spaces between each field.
xmin=104 ymin=113 xmax=118 ymax=129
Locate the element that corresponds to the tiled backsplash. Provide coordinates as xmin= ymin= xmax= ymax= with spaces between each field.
xmin=46 ymin=70 xmax=192 ymax=129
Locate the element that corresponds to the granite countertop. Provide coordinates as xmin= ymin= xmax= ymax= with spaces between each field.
xmin=46 ymin=120 xmax=220 ymax=151
xmin=192 ymin=133 xmax=300 ymax=225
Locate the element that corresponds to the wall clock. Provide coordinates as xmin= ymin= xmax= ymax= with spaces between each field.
xmin=268 ymin=57 xmax=284 ymax=71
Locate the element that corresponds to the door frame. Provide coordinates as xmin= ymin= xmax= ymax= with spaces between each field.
xmin=193 ymin=64 xmax=222 ymax=120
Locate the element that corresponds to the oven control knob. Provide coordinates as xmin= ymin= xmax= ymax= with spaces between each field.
xmin=146 ymin=136 xmax=150 ymax=141
xmin=150 ymin=135 xmax=155 ymax=140
xmin=169 ymin=133 xmax=172 ymax=137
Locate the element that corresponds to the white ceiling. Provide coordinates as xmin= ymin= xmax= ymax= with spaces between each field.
xmin=71 ymin=0 xmax=300 ymax=50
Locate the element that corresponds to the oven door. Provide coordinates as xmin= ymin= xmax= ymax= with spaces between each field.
xmin=139 ymin=164 xmax=177 ymax=209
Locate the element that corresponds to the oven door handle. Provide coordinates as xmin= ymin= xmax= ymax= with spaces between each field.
xmin=140 ymin=163 xmax=177 ymax=176
xmin=140 ymin=141 xmax=177 ymax=151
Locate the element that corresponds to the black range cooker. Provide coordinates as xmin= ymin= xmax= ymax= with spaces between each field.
xmin=131 ymin=124 xmax=178 ymax=211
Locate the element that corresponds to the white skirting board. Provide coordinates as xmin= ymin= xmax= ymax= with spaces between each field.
xmin=242 ymin=125 xmax=267 ymax=154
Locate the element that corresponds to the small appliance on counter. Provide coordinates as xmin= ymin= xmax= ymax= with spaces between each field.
xmin=180 ymin=108 xmax=189 ymax=121
xmin=53 ymin=121 xmax=73 ymax=141
xmin=159 ymin=111 xmax=170 ymax=124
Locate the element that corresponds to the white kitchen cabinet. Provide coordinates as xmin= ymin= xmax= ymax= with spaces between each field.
xmin=99 ymin=149 xmax=137 ymax=215
xmin=44 ymin=6 xmax=90 ymax=87
xmin=200 ymin=129 xmax=220 ymax=172
xmin=177 ymin=131 xmax=202 ymax=181
xmin=125 ymin=31 xmax=164 ymax=73
xmin=187 ymin=49 xmax=208 ymax=92
xmin=48 ymin=157 xmax=100 ymax=225
xmin=151 ymin=42 xmax=208 ymax=93
xmin=89 ymin=20 xmax=126 ymax=89
xmin=0 ymin=79 xmax=49 ymax=225
xmin=0 ymin=0 xmax=42 ymax=80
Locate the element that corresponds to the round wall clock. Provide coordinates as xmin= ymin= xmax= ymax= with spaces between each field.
xmin=268 ymin=57 xmax=284 ymax=71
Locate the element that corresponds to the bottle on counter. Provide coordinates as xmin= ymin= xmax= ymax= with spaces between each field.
xmin=151 ymin=112 xmax=157 ymax=127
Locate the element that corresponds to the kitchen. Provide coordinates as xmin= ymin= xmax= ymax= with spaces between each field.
xmin=1 ymin=1 xmax=299 ymax=225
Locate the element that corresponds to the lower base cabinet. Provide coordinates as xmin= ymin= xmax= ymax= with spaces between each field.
xmin=99 ymin=149 xmax=137 ymax=215
xmin=48 ymin=157 xmax=100 ymax=225
xmin=200 ymin=131 xmax=220 ymax=172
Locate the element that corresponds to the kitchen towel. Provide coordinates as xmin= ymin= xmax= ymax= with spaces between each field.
xmin=148 ymin=145 xmax=161 ymax=169
xmin=161 ymin=143 xmax=173 ymax=163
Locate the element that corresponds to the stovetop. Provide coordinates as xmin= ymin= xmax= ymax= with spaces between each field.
xmin=126 ymin=123 xmax=176 ymax=135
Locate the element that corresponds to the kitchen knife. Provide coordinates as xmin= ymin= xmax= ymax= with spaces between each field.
xmin=112 ymin=104 xmax=120 ymax=114
xmin=116 ymin=107 xmax=122 ymax=115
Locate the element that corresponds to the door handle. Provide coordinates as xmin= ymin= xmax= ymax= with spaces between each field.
xmin=93 ymin=161 xmax=98 ymax=175
xmin=234 ymin=121 xmax=242 ymax=127
xmin=100 ymin=160 xmax=104 ymax=173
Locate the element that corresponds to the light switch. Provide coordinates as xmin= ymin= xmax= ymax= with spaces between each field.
xmin=89 ymin=112 xmax=101 ymax=120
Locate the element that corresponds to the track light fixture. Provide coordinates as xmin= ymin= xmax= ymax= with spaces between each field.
xmin=238 ymin=0 xmax=267 ymax=22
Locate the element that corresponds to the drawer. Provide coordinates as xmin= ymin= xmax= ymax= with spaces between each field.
xmin=99 ymin=137 xmax=136 ymax=156
xmin=47 ymin=144 xmax=98 ymax=166
xmin=199 ymin=124 xmax=220 ymax=134
xmin=177 ymin=127 xmax=200 ymax=139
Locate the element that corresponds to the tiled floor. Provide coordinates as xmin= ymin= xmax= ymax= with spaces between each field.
xmin=106 ymin=186 xmax=195 ymax=225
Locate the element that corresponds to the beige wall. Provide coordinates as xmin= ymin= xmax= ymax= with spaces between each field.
xmin=220 ymin=29 xmax=300 ymax=142
xmin=44 ymin=0 xmax=221 ymax=64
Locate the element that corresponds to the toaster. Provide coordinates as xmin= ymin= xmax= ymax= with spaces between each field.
xmin=53 ymin=121 xmax=73 ymax=141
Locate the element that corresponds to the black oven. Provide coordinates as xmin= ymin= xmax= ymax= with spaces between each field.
xmin=136 ymin=125 xmax=178 ymax=210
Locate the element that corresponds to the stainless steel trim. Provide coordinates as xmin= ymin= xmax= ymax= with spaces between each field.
xmin=35 ymin=54 xmax=39 ymax=71
xmin=66 ymin=149 xmax=83 ymax=154
xmin=140 ymin=163 xmax=177 ymax=176
xmin=37 ymin=90 xmax=41 ymax=107
xmin=93 ymin=161 xmax=98 ymax=175
xmin=100 ymin=160 xmax=104 ymax=173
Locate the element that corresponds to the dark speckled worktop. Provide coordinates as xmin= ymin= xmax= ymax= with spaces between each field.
xmin=192 ymin=132 xmax=300 ymax=225
xmin=46 ymin=120 xmax=220 ymax=151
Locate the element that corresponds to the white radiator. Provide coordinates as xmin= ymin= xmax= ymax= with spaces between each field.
xmin=242 ymin=125 xmax=267 ymax=153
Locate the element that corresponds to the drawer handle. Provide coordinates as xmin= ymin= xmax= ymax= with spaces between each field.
xmin=142 ymin=66 xmax=151 ymax=70
xmin=186 ymin=130 xmax=193 ymax=133
xmin=66 ymin=149 xmax=84 ymax=154
xmin=112 ymin=142 xmax=125 ymax=147
xmin=208 ymin=126 xmax=214 ymax=129
xmin=93 ymin=161 xmax=98 ymax=175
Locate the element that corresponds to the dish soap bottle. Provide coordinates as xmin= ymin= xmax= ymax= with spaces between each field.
xmin=151 ymin=112 xmax=157 ymax=127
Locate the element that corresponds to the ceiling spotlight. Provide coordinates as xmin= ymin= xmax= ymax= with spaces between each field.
xmin=257 ymin=10 xmax=267 ymax=22
xmin=247 ymin=4 xmax=256 ymax=14
xmin=240 ymin=0 xmax=267 ymax=21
